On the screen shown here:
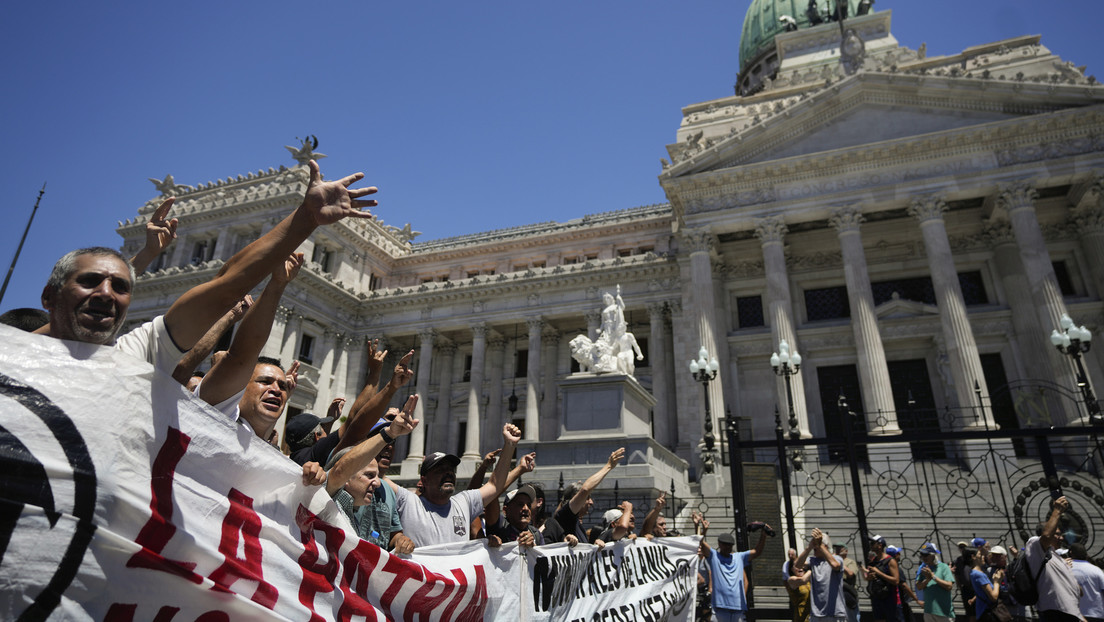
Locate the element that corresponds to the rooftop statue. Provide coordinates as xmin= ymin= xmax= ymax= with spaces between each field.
xmin=569 ymin=285 xmax=644 ymax=377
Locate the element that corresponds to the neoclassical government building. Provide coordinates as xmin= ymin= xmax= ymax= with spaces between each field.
xmin=118 ymin=4 xmax=1104 ymax=497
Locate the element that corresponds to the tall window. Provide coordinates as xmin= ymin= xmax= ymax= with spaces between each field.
xmin=887 ymin=359 xmax=946 ymax=460
xmin=736 ymin=295 xmax=765 ymax=328
xmin=312 ymin=246 xmax=332 ymax=273
xmin=297 ymin=334 xmax=315 ymax=365
xmin=816 ymin=365 xmax=868 ymax=463
xmin=805 ymin=286 xmax=850 ymax=321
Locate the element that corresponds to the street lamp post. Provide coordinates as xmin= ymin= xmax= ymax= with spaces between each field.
xmin=771 ymin=339 xmax=803 ymax=550
xmin=689 ymin=346 xmax=720 ymax=475
xmin=1051 ymin=314 xmax=1102 ymax=424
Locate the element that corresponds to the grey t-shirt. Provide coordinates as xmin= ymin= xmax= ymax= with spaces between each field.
xmin=393 ymin=486 xmax=483 ymax=548
xmin=809 ymin=554 xmax=848 ymax=618
xmin=1025 ymin=536 xmax=1081 ymax=617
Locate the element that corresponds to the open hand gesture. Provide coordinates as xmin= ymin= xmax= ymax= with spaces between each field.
xmin=387 ymin=395 xmax=419 ymax=438
xmin=302 ymin=160 xmax=378 ymax=226
xmin=607 ymin=447 xmax=626 ymax=469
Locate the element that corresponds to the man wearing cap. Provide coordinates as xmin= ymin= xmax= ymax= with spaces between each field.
xmin=1025 ymin=496 xmax=1082 ymax=622
xmin=794 ymin=528 xmax=847 ymax=622
xmin=390 ymin=423 xmax=521 ymax=547
xmin=543 ymin=447 xmax=625 ymax=545
xmin=863 ymin=535 xmax=902 ymax=622
xmin=916 ymin=543 xmax=956 ymax=622
xmin=698 ymin=521 xmax=770 ymax=622
xmin=597 ymin=501 xmax=635 ymax=544
xmin=313 ymin=394 xmax=418 ymax=552
xmin=487 ymin=484 xmax=544 ymax=548
xmin=287 ymin=398 xmax=343 ymax=464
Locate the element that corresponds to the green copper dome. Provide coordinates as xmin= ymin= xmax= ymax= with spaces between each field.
xmin=739 ymin=0 xmax=863 ymax=74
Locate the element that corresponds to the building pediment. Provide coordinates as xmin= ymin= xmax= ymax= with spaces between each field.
xmin=874 ymin=293 xmax=938 ymax=319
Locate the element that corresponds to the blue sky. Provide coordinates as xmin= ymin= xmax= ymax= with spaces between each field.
xmin=1 ymin=1 xmax=1101 ymax=312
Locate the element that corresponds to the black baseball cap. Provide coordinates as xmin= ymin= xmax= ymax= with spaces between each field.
xmin=420 ymin=452 xmax=461 ymax=476
xmin=286 ymin=413 xmax=335 ymax=450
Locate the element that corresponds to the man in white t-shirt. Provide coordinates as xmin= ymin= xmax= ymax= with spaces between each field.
xmin=39 ymin=159 xmax=377 ymax=372
xmin=1025 ymin=496 xmax=1082 ymax=622
xmin=389 ymin=423 xmax=520 ymax=548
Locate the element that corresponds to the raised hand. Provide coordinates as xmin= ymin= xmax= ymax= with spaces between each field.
xmin=327 ymin=398 xmax=345 ymax=420
xmin=366 ymin=339 xmax=387 ymax=374
xmin=144 ymin=198 xmax=179 ymax=255
xmin=228 ymin=295 xmax=254 ymax=323
xmin=389 ymin=350 xmax=415 ymax=388
xmin=285 ymin=360 xmax=300 ymax=394
xmin=502 ymin=423 xmax=522 ymax=445
xmin=302 ymin=160 xmax=378 ymax=226
xmin=607 ymin=447 xmax=626 ymax=469
xmin=388 ymin=395 xmax=419 ymax=437
xmin=653 ymin=491 xmax=666 ymax=512
xmin=272 ymin=252 xmax=304 ymax=285
xmin=518 ymin=452 xmax=536 ymax=473
xmin=480 ymin=449 xmax=501 ymax=471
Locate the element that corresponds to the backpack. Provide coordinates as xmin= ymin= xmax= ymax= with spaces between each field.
xmin=1005 ymin=550 xmax=1048 ymax=606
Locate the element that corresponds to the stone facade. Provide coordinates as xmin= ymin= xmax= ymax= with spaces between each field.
xmin=117 ymin=11 xmax=1104 ymax=520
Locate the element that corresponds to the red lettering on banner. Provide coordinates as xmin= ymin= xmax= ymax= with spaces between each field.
xmin=377 ymin=550 xmax=428 ymax=618
xmin=296 ymin=504 xmax=345 ymax=622
xmin=336 ymin=539 xmax=383 ymax=621
xmin=454 ymin=566 xmax=489 ymax=622
xmin=207 ymin=488 xmax=279 ymax=609
xmin=409 ymin=567 xmax=458 ymax=617
xmin=125 ymin=427 xmax=202 ymax=584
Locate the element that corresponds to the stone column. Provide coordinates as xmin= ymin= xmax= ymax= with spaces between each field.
xmin=408 ymin=328 xmax=436 ymax=461
xmin=313 ymin=329 xmax=337 ymax=412
xmin=485 ymin=333 xmax=506 ymax=450
xmin=463 ymin=324 xmax=487 ymax=460
xmin=330 ymin=334 xmax=352 ymax=405
xmin=279 ymin=311 xmax=301 ymax=369
xmin=996 ymin=183 xmax=1069 ymax=338
xmin=540 ymin=330 xmax=561 ymax=440
xmin=829 ymin=207 xmax=900 ymax=435
xmin=342 ymin=335 xmax=368 ymax=401
xmin=908 ymin=196 xmax=993 ymax=427
xmin=263 ymin=306 xmax=291 ymax=360
xmin=525 ymin=317 xmax=544 ymax=441
xmin=433 ymin=341 xmax=457 ymax=452
xmin=585 ymin=310 xmax=601 ymax=342
xmin=647 ymin=301 xmax=672 ymax=446
xmin=986 ymin=223 xmax=1061 ymax=389
xmin=754 ymin=217 xmax=810 ymax=437
xmin=1076 ymin=180 xmax=1104 ymax=300
xmin=214 ymin=227 xmax=233 ymax=261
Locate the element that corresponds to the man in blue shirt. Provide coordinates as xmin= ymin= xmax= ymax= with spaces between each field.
xmin=698 ymin=524 xmax=771 ymax=622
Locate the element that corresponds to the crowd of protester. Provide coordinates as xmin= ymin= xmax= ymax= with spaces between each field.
xmin=5 ymin=159 xmax=1102 ymax=622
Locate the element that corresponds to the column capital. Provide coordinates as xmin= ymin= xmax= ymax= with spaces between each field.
xmin=471 ymin=322 xmax=488 ymax=339
xmin=828 ymin=206 xmax=865 ymax=233
xmin=680 ymin=227 xmax=717 ymax=254
xmin=437 ymin=339 xmax=457 ymax=355
xmin=995 ymin=180 xmax=1039 ymax=214
xmin=907 ymin=195 xmax=948 ymax=223
xmin=541 ymin=330 xmax=561 ymax=346
xmin=526 ymin=317 xmax=544 ymax=333
xmin=754 ymin=215 xmax=787 ymax=244
xmin=584 ymin=309 xmax=601 ymax=325
xmin=486 ymin=332 xmax=507 ymax=350
xmin=417 ymin=327 xmax=437 ymax=343
xmin=646 ymin=301 xmax=667 ymax=319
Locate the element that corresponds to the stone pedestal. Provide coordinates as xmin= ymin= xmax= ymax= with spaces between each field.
xmin=558 ymin=373 xmax=656 ymax=439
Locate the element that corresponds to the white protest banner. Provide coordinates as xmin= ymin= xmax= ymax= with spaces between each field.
xmin=522 ymin=538 xmax=700 ymax=622
xmin=0 ymin=325 xmax=492 ymax=621
xmin=1 ymin=324 xmax=701 ymax=621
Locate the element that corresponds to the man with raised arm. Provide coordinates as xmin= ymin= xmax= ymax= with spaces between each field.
xmin=542 ymin=447 xmax=625 ymax=545
xmin=698 ymin=519 xmax=770 ymax=622
xmin=39 ymin=160 xmax=376 ymax=374
xmin=795 ymin=528 xmax=848 ymax=622
xmin=389 ymin=423 xmax=522 ymax=547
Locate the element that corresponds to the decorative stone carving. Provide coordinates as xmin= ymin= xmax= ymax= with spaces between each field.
xmin=680 ymin=228 xmax=716 ymax=254
xmin=907 ymin=196 xmax=948 ymax=223
xmin=569 ymin=285 xmax=644 ymax=377
xmin=754 ymin=216 xmax=788 ymax=244
xmin=285 ymin=136 xmax=326 ymax=166
xmin=828 ymin=206 xmax=865 ymax=232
